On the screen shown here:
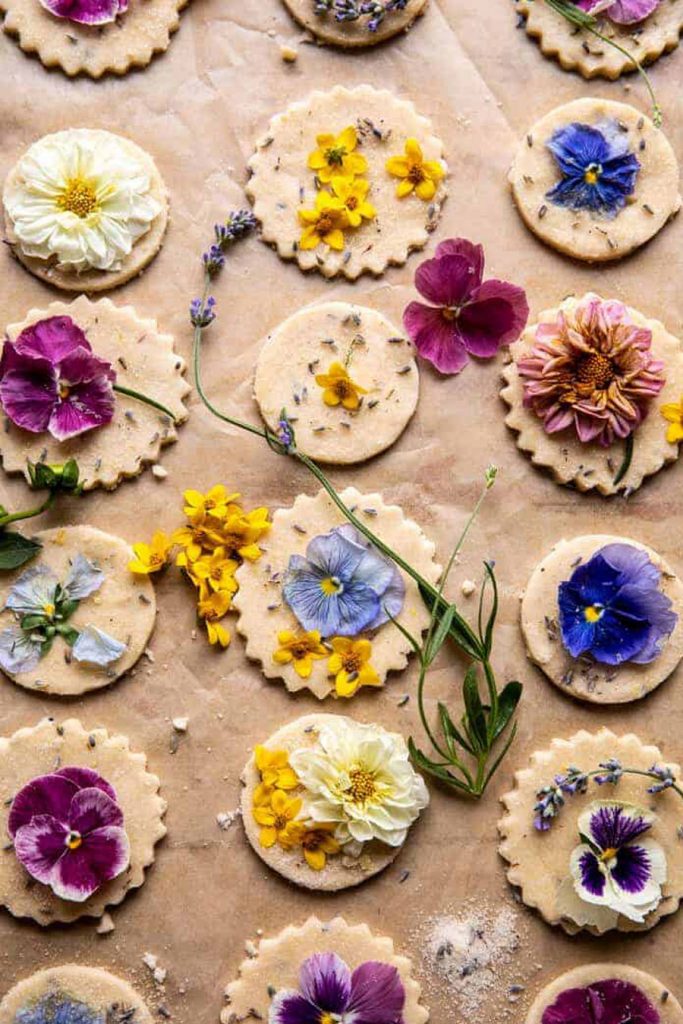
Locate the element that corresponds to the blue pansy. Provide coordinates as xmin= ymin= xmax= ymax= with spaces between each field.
xmin=545 ymin=121 xmax=641 ymax=217
xmin=15 ymin=992 xmax=105 ymax=1024
xmin=558 ymin=543 xmax=677 ymax=666
xmin=283 ymin=524 xmax=405 ymax=637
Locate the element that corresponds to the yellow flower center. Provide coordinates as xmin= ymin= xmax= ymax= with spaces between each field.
xmin=66 ymin=830 xmax=82 ymax=851
xmin=584 ymin=604 xmax=604 ymax=623
xmin=600 ymin=846 xmax=618 ymax=863
xmin=321 ymin=576 xmax=342 ymax=596
xmin=584 ymin=163 xmax=602 ymax=186
xmin=273 ymin=814 xmax=289 ymax=831
xmin=302 ymin=830 xmax=325 ymax=851
xmin=325 ymin=145 xmax=347 ymax=166
xmin=342 ymin=651 xmax=362 ymax=673
xmin=291 ymin=641 xmax=314 ymax=659
xmin=57 ymin=179 xmax=99 ymax=219
xmin=58 ymin=381 xmax=70 ymax=400
xmin=43 ymin=602 xmax=55 ymax=617
xmin=346 ymin=195 xmax=358 ymax=211
xmin=576 ymin=352 xmax=615 ymax=390
xmin=348 ymin=767 xmax=376 ymax=802
xmin=316 ymin=212 xmax=335 ymax=235
xmin=408 ymin=164 xmax=425 ymax=185
xmin=319 ymin=1014 xmax=335 ymax=1024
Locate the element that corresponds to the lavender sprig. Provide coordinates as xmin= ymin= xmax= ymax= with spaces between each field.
xmin=321 ymin=0 xmax=408 ymax=30
xmin=202 ymin=210 xmax=258 ymax=278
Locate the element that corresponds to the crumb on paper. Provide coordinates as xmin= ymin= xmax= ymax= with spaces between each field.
xmin=143 ymin=952 xmax=167 ymax=985
xmin=172 ymin=717 xmax=189 ymax=732
xmin=217 ymin=808 xmax=241 ymax=831
xmin=151 ymin=465 xmax=168 ymax=479
xmin=280 ymin=44 xmax=298 ymax=62
xmin=96 ymin=912 xmax=115 ymax=935
xmin=461 ymin=579 xmax=477 ymax=597
xmin=245 ymin=939 xmax=258 ymax=957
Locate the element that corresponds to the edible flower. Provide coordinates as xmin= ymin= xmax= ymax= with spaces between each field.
xmin=315 ymin=361 xmax=368 ymax=410
xmin=253 ymin=790 xmax=304 ymax=850
xmin=542 ymin=977 xmax=660 ymax=1024
xmin=13 ymin=992 xmax=104 ymax=1024
xmin=172 ymin=521 xmax=224 ymax=563
xmin=300 ymin=822 xmax=341 ymax=871
xmin=330 ymin=176 xmax=376 ymax=227
xmin=558 ymin=542 xmax=677 ymax=666
xmin=385 ymin=137 xmax=445 ymax=200
xmin=573 ymin=0 xmax=660 ymax=25
xmin=661 ymin=396 xmax=683 ymax=445
xmin=8 ymin=767 xmax=130 ymax=902
xmin=189 ymin=548 xmax=239 ymax=594
xmin=183 ymin=485 xmax=241 ymax=523
xmin=254 ymin=746 xmax=299 ymax=794
xmin=0 ymin=316 xmax=116 ymax=441
xmin=283 ymin=524 xmax=405 ymax=637
xmin=298 ymin=192 xmax=349 ymax=252
xmin=219 ymin=508 xmax=271 ymax=562
xmin=273 ymin=629 xmax=327 ymax=679
xmin=307 ymin=126 xmax=367 ymax=183
xmin=197 ymin=589 xmax=232 ymax=647
xmin=328 ymin=636 xmax=380 ymax=698
xmin=270 ymin=952 xmax=406 ymax=1024
xmin=38 ymin=0 xmax=128 ymax=25
xmin=517 ymin=294 xmax=665 ymax=447
xmin=545 ymin=121 xmax=641 ymax=217
xmin=128 ymin=531 xmax=173 ymax=575
xmin=403 ymin=238 xmax=529 ymax=375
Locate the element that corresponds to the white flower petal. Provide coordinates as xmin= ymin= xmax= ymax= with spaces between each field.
xmin=5 ymin=564 xmax=59 ymax=615
xmin=0 ymin=625 xmax=43 ymax=673
xmin=71 ymin=625 xmax=126 ymax=667
xmin=63 ymin=553 xmax=104 ymax=601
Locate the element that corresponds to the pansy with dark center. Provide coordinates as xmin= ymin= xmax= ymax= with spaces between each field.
xmin=558 ymin=543 xmax=677 ymax=666
xmin=38 ymin=0 xmax=127 ymax=26
xmin=269 ymin=952 xmax=405 ymax=1024
xmin=542 ymin=978 xmax=660 ymax=1024
xmin=545 ymin=121 xmax=641 ymax=217
xmin=8 ymin=766 xmax=130 ymax=902
xmin=282 ymin=524 xmax=405 ymax=637
xmin=573 ymin=0 xmax=661 ymax=24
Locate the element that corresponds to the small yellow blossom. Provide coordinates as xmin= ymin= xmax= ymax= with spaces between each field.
xmin=273 ymin=630 xmax=327 ymax=679
xmin=308 ymin=126 xmax=367 ymax=184
xmin=298 ymin=192 xmax=349 ymax=252
xmin=253 ymin=790 xmax=304 ymax=849
xmin=183 ymin=485 xmax=242 ymax=524
xmin=255 ymin=746 xmax=299 ymax=792
xmin=128 ymin=531 xmax=173 ymax=575
xmin=386 ymin=138 xmax=445 ymax=201
xmin=315 ymin=361 xmax=368 ymax=411
xmin=172 ymin=522 xmax=224 ymax=563
xmin=661 ymin=397 xmax=683 ymax=444
xmin=300 ymin=822 xmax=341 ymax=870
xmin=190 ymin=548 xmax=240 ymax=594
xmin=197 ymin=589 xmax=232 ymax=647
xmin=330 ymin=176 xmax=376 ymax=228
xmin=218 ymin=509 xmax=271 ymax=562
xmin=328 ymin=637 xmax=381 ymax=698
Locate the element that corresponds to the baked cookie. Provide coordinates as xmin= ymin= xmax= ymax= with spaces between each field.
xmin=0 ymin=965 xmax=153 ymax=1023
xmin=0 ymin=717 xmax=165 ymax=925
xmin=0 ymin=525 xmax=156 ymax=696
xmin=222 ymin=916 xmax=429 ymax=1024
xmin=281 ymin=0 xmax=427 ymax=48
xmin=509 ymin=98 xmax=680 ymax=262
xmin=525 ymin=963 xmax=683 ymax=1024
xmin=3 ymin=129 xmax=169 ymax=291
xmin=247 ymin=85 xmax=447 ymax=279
xmin=254 ymin=301 xmax=419 ymax=464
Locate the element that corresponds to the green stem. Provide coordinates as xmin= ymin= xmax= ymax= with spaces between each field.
xmin=0 ymin=491 xmax=55 ymax=528
xmin=613 ymin=433 xmax=634 ymax=487
xmin=112 ymin=385 xmax=178 ymax=424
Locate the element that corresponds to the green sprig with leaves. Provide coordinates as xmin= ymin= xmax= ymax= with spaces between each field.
xmin=0 ymin=459 xmax=82 ymax=571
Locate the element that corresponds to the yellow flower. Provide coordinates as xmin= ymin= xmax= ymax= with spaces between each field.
xmin=386 ymin=138 xmax=445 ymax=201
xmin=273 ymin=630 xmax=327 ymax=679
xmin=172 ymin=521 xmax=225 ymax=563
xmin=300 ymin=822 xmax=341 ymax=871
xmin=253 ymin=790 xmax=304 ymax=849
xmin=661 ymin=397 xmax=683 ymax=444
xmin=128 ymin=531 xmax=173 ymax=575
xmin=298 ymin=191 xmax=349 ymax=252
xmin=183 ymin=485 xmax=242 ymax=524
xmin=190 ymin=547 xmax=240 ymax=594
xmin=307 ymin=126 xmax=367 ymax=184
xmin=218 ymin=508 xmax=271 ymax=562
xmin=330 ymin=176 xmax=376 ymax=228
xmin=197 ymin=589 xmax=232 ymax=647
xmin=254 ymin=746 xmax=299 ymax=791
xmin=328 ymin=637 xmax=381 ymax=698
xmin=315 ymin=361 xmax=368 ymax=411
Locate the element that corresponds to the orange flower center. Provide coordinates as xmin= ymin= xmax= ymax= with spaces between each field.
xmin=273 ymin=814 xmax=289 ymax=830
xmin=576 ymin=351 xmax=615 ymax=390
xmin=291 ymin=642 xmax=313 ymax=659
xmin=66 ymin=830 xmax=82 ymax=851
xmin=346 ymin=196 xmax=358 ymax=210
xmin=333 ymin=379 xmax=354 ymax=400
xmin=408 ymin=164 xmax=425 ymax=185
xmin=302 ymin=830 xmax=326 ymax=851
xmin=317 ymin=213 xmax=335 ymax=234
xmin=342 ymin=651 xmax=362 ymax=673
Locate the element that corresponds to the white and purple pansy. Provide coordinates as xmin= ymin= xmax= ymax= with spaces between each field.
xmin=569 ymin=801 xmax=666 ymax=924
xmin=269 ymin=952 xmax=405 ymax=1024
xmin=282 ymin=524 xmax=405 ymax=637
xmin=8 ymin=766 xmax=130 ymax=902
xmin=38 ymin=0 xmax=128 ymax=25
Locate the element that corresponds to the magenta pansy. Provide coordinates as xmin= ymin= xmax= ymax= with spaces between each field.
xmin=38 ymin=0 xmax=128 ymax=26
xmin=403 ymin=238 xmax=529 ymax=375
xmin=0 ymin=316 xmax=116 ymax=442
xmin=574 ymin=0 xmax=661 ymax=25
xmin=542 ymin=978 xmax=660 ymax=1024
xmin=8 ymin=766 xmax=130 ymax=902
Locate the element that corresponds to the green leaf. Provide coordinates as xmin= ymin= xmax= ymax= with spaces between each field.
xmin=56 ymin=598 xmax=79 ymax=622
xmin=482 ymin=722 xmax=518 ymax=791
xmin=462 ymin=665 xmax=487 ymax=752
xmin=0 ymin=531 xmax=41 ymax=570
xmin=56 ymin=625 xmax=79 ymax=646
xmin=20 ymin=614 xmax=48 ymax=632
xmin=492 ymin=680 xmax=523 ymax=740
xmin=613 ymin=434 xmax=634 ymax=487
xmin=481 ymin=562 xmax=499 ymax=657
xmin=425 ymin=603 xmax=456 ymax=665
xmin=438 ymin=701 xmax=474 ymax=755
xmin=408 ymin=739 xmax=472 ymax=793
xmin=418 ymin=583 xmax=483 ymax=660
xmin=386 ymin=611 xmax=423 ymax=660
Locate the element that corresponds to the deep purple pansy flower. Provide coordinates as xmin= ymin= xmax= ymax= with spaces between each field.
xmin=8 ymin=766 xmax=130 ymax=903
xmin=270 ymin=952 xmax=405 ymax=1024
xmin=38 ymin=0 xmax=128 ymax=26
xmin=574 ymin=0 xmax=660 ymax=25
xmin=403 ymin=238 xmax=529 ymax=375
xmin=542 ymin=978 xmax=660 ymax=1024
xmin=0 ymin=316 xmax=116 ymax=442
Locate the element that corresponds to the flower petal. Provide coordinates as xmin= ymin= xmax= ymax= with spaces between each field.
xmin=269 ymin=990 xmax=321 ymax=1024
xmin=434 ymin=238 xmax=485 ymax=282
xmin=39 ymin=0 xmax=126 ymax=25
xmin=68 ymin=786 xmax=124 ymax=833
xmin=5 ymin=564 xmax=58 ymax=615
xmin=404 ymin=303 xmax=469 ymax=375
xmin=62 ymin=553 xmax=104 ymax=601
xmin=71 ymin=625 xmax=127 ymax=667
xmin=56 ymin=766 xmax=117 ymax=802
xmin=414 ymin=254 xmax=475 ymax=307
xmin=541 ymin=979 xmax=661 ymax=1024
xmin=580 ymin=801 xmax=654 ymax=850
xmin=0 ymin=624 xmax=43 ymax=674
xmin=14 ymin=316 xmax=91 ymax=363
xmin=49 ymin=824 xmax=130 ymax=901
xmin=0 ymin=364 xmax=57 ymax=434
xmin=299 ymin=953 xmax=352 ymax=1013
xmin=8 ymin=774 xmax=78 ymax=837
xmin=13 ymin=815 xmax=69 ymax=884
xmin=346 ymin=961 xmax=405 ymax=1024
xmin=459 ymin=280 xmax=529 ymax=357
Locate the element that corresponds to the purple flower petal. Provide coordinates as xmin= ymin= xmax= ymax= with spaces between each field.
xmin=611 ymin=843 xmax=653 ymax=894
xmin=435 ymin=238 xmax=485 ymax=284
xmin=56 ymin=766 xmax=117 ymax=802
xmin=347 ymin=961 xmax=405 ymax=1024
xmin=49 ymin=825 xmax=130 ymax=902
xmin=577 ymin=848 xmax=606 ymax=897
xmin=414 ymin=254 xmax=477 ymax=307
xmin=38 ymin=0 xmax=127 ymax=24
xmin=299 ymin=953 xmax=352 ymax=1014
xmin=69 ymin=787 xmax=124 ymax=834
xmin=604 ymin=0 xmax=660 ymax=24
xmin=8 ymin=774 xmax=78 ymax=838
xmin=404 ymin=303 xmax=469 ymax=375
xmin=269 ymin=990 xmax=321 ymax=1024
xmin=542 ymin=978 xmax=660 ymax=1024
xmin=588 ymin=803 xmax=653 ymax=850
xmin=13 ymin=814 xmax=70 ymax=885
xmin=13 ymin=317 xmax=91 ymax=363
xmin=459 ymin=280 xmax=530 ymax=357
xmin=0 ymin=363 xmax=58 ymax=434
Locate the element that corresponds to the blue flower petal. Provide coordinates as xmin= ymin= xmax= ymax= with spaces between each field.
xmin=305 ymin=529 xmax=366 ymax=580
xmin=545 ymin=120 xmax=640 ymax=218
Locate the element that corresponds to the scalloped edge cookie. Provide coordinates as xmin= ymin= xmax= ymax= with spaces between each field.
xmin=525 ymin=963 xmax=683 ymax=1024
xmin=0 ymin=965 xmax=154 ymax=1023
xmin=281 ymin=0 xmax=427 ymax=48
xmin=0 ymin=717 xmax=166 ymax=925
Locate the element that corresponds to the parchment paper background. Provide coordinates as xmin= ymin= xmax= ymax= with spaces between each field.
xmin=0 ymin=0 xmax=682 ymax=1020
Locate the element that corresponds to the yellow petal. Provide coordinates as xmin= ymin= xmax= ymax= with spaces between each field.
xmin=259 ymin=827 xmax=277 ymax=848
xmin=294 ymin=656 xmax=313 ymax=679
xmin=346 ymin=153 xmax=367 ymax=175
xmin=308 ymin=150 xmax=327 ymax=171
xmin=358 ymin=663 xmax=381 ymax=687
xmin=273 ymin=649 xmax=293 ymax=665
xmin=304 ymin=847 xmax=326 ymax=871
xmin=405 ymin=137 xmax=423 ymax=162
xmin=335 ymin=672 xmax=359 ymax=698
xmin=337 ymin=126 xmax=358 ymax=152
xmin=667 ymin=423 xmax=683 ymax=444
xmin=328 ymin=653 xmax=343 ymax=674
xmin=423 ymin=160 xmax=445 ymax=180
xmin=253 ymin=807 xmax=275 ymax=826
xmin=324 ymin=228 xmax=346 ymax=251
xmin=415 ymin=178 xmax=437 ymax=201
xmin=396 ymin=179 xmax=414 ymax=198
xmin=386 ymin=156 xmax=409 ymax=178
xmin=323 ymin=389 xmax=342 ymax=407
xmin=277 ymin=767 xmax=299 ymax=790
xmin=299 ymin=228 xmax=321 ymax=251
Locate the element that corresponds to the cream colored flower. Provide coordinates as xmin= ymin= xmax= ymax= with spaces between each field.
xmin=289 ymin=719 xmax=429 ymax=850
xmin=4 ymin=129 xmax=161 ymax=273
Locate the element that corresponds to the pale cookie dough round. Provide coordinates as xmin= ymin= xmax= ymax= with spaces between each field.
xmin=3 ymin=130 xmax=169 ymax=292
xmin=222 ymin=916 xmax=429 ymax=1024
xmin=501 ymin=294 xmax=683 ymax=496
xmin=525 ymin=963 xmax=683 ymax=1024
xmin=509 ymin=98 xmax=681 ymax=262
xmin=281 ymin=0 xmax=427 ymax=48
xmin=247 ymin=85 xmax=447 ymax=280
xmin=0 ymin=965 xmax=154 ymax=1023
xmin=498 ymin=728 xmax=683 ymax=936
xmin=234 ymin=487 xmax=440 ymax=698
xmin=0 ymin=717 xmax=166 ymax=925
xmin=516 ymin=0 xmax=683 ymax=80
xmin=254 ymin=302 xmax=418 ymax=464
xmin=241 ymin=714 xmax=412 ymax=891
xmin=1 ymin=296 xmax=190 ymax=492
xmin=521 ymin=534 xmax=683 ymax=704
xmin=0 ymin=525 xmax=156 ymax=696
xmin=0 ymin=0 xmax=187 ymax=78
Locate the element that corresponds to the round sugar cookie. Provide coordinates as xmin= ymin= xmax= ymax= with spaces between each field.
xmin=516 ymin=0 xmax=683 ymax=81
xmin=3 ymin=130 xmax=169 ymax=292
xmin=1 ymin=296 xmax=190 ymax=492
xmin=222 ymin=916 xmax=429 ymax=1024
xmin=233 ymin=487 xmax=440 ymax=698
xmin=0 ymin=717 xmax=166 ymax=925
xmin=521 ymin=534 xmax=683 ymax=704
xmin=254 ymin=302 xmax=419 ymax=464
xmin=525 ymin=964 xmax=683 ymax=1024
xmin=509 ymin=98 xmax=681 ymax=262
xmin=498 ymin=728 xmax=683 ymax=936
xmin=281 ymin=0 xmax=427 ymax=48
xmin=0 ymin=965 xmax=154 ymax=1023
xmin=247 ymin=85 xmax=447 ymax=280
xmin=0 ymin=525 xmax=156 ymax=696
xmin=501 ymin=293 xmax=683 ymax=496
xmin=0 ymin=0 xmax=187 ymax=78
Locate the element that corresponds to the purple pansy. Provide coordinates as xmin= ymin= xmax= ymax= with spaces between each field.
xmin=0 ymin=316 xmax=116 ymax=442
xmin=542 ymin=978 xmax=660 ymax=1024
xmin=8 ymin=766 xmax=130 ymax=903
xmin=403 ymin=238 xmax=529 ymax=375
xmin=270 ymin=953 xmax=405 ymax=1024
xmin=569 ymin=801 xmax=666 ymax=924
xmin=574 ymin=0 xmax=660 ymax=25
xmin=38 ymin=0 xmax=128 ymax=26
